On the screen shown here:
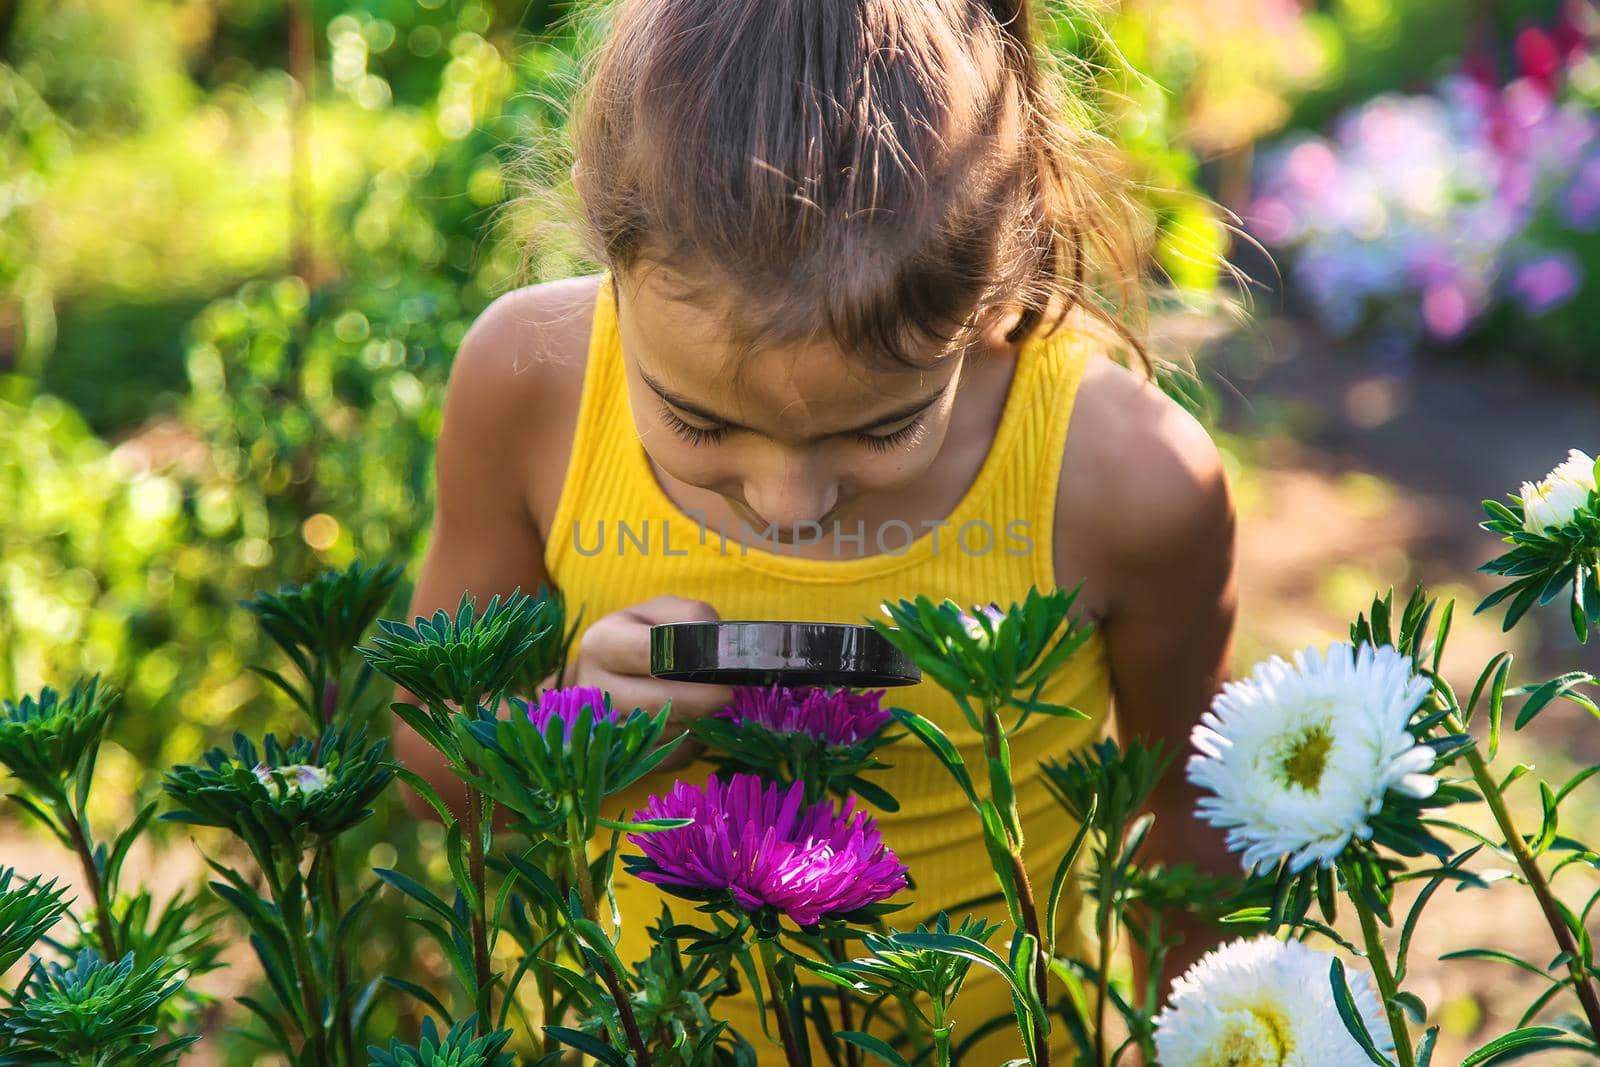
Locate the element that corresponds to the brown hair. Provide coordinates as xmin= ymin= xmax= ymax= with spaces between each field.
xmin=545 ymin=0 xmax=1157 ymax=368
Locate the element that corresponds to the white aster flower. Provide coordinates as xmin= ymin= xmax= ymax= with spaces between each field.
xmin=1519 ymin=449 xmax=1597 ymax=534
xmin=1188 ymin=642 xmax=1437 ymax=874
xmin=253 ymin=762 xmax=331 ymax=799
xmin=1153 ymin=936 xmax=1391 ymax=1067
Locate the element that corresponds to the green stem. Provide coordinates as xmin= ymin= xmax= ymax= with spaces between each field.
xmin=1094 ymin=863 xmax=1113 ymax=1067
xmin=1448 ymin=714 xmax=1600 ymax=1036
xmin=932 ymin=1003 xmax=952 ymax=1067
xmin=1345 ymin=864 xmax=1414 ymax=1067
xmin=60 ymin=807 xmax=118 ymax=963
xmin=276 ymin=860 xmax=332 ymax=1066
xmin=315 ymin=840 xmax=353 ymax=1065
xmin=462 ymin=785 xmax=493 ymax=1036
xmin=564 ymin=810 xmax=648 ymax=1060
xmin=592 ymin=941 xmax=650 ymax=1062
xmin=566 ymin=810 xmax=599 ymax=924
xmin=759 ymin=940 xmax=808 ymax=1066
xmin=826 ymin=937 xmax=862 ymax=1067
xmin=981 ymin=707 xmax=1051 ymax=1067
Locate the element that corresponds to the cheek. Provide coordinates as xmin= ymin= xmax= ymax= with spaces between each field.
xmin=840 ymin=423 xmax=952 ymax=492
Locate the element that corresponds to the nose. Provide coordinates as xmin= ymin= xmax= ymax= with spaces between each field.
xmin=741 ymin=462 xmax=840 ymax=532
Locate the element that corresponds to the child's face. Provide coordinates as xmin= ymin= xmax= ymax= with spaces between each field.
xmin=615 ymin=268 xmax=973 ymax=541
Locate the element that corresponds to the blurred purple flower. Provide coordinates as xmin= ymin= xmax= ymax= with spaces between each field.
xmin=720 ymin=686 xmax=891 ymax=747
xmin=1510 ymin=252 xmax=1583 ymax=314
xmin=1248 ymin=25 xmax=1599 ymax=350
xmin=627 ymin=773 xmax=907 ymax=926
xmin=522 ymin=685 xmax=621 ymax=740
xmin=1561 ymin=155 xmax=1600 ymax=230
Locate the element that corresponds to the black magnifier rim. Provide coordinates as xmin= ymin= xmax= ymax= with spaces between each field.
xmin=649 ymin=621 xmax=922 ymax=688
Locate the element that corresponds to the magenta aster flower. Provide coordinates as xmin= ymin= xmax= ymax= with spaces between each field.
xmin=522 ymin=685 xmax=621 ymax=740
xmin=719 ymin=686 xmax=891 ymax=747
xmin=626 ymin=773 xmax=907 ymax=926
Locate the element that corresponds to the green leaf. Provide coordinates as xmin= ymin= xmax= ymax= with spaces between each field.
xmin=836 ymin=1031 xmax=912 ymax=1067
xmin=1436 ymin=949 xmax=1558 ymax=984
xmin=1329 ymin=957 xmax=1393 ymax=1067
xmin=1461 ymin=1026 xmax=1585 ymax=1066
xmin=380 ymin=975 xmax=452 ymax=1020
xmin=891 ymin=708 xmax=977 ymax=809
xmin=1046 ymin=798 xmax=1096 ymax=957
xmin=545 ymin=1025 xmax=630 ymax=1067
xmin=1533 ymin=782 xmax=1559 ymax=856
xmin=895 ymin=931 xmax=1029 ymax=1006
xmin=374 ymin=868 xmax=460 ymax=928
xmin=1416 ymin=1026 xmax=1439 ymax=1067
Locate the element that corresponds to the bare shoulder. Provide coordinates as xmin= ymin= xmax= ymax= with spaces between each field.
xmin=442 ymin=273 xmax=604 ymax=531
xmin=1055 ymin=356 xmax=1234 ymax=604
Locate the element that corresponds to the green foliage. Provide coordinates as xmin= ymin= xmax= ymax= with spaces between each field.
xmin=0 ymin=950 xmax=197 ymax=1064
xmin=161 ymin=728 xmax=394 ymax=856
xmin=0 ymin=869 xmax=69 ymax=976
xmin=367 ymin=1016 xmax=515 ymax=1067
xmin=0 ymin=676 xmax=116 ymax=799
xmin=360 ymin=589 xmax=565 ymax=719
xmin=873 ymin=590 xmax=1095 ymax=729
xmin=1477 ymin=462 xmax=1600 ymax=643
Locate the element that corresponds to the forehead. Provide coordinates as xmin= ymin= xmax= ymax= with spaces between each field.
xmin=615 ymin=267 xmax=958 ymax=432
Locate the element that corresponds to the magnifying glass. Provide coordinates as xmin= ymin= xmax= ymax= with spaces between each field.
xmin=649 ymin=621 xmax=921 ymax=689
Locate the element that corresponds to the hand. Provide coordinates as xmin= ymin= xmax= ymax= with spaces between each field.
xmin=567 ymin=595 xmax=734 ymax=772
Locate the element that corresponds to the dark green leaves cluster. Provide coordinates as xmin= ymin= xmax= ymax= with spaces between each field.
xmin=161 ymin=727 xmax=394 ymax=858
xmin=1477 ymin=472 xmax=1600 ymax=642
xmin=837 ymin=913 xmax=1002 ymax=1015
xmin=0 ymin=950 xmax=197 ymax=1065
xmin=688 ymin=708 xmax=901 ymax=812
xmin=245 ymin=560 xmax=401 ymax=677
xmin=872 ymin=589 xmax=1093 ymax=728
xmin=453 ymin=696 xmax=681 ymax=838
xmin=359 ymin=588 xmax=566 ymax=719
xmin=243 ymin=560 xmax=402 ymax=727
xmin=367 ymin=1016 xmax=516 ymax=1067
xmin=0 ymin=675 xmax=117 ymax=797
xmin=0 ymin=868 xmax=69 ymax=975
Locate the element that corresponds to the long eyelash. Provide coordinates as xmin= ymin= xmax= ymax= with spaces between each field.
xmin=660 ymin=405 xmax=728 ymax=446
xmin=859 ymin=414 xmax=926 ymax=453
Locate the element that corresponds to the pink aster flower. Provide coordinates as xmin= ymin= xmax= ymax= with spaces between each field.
xmin=627 ymin=773 xmax=907 ymax=926
xmin=522 ymin=685 xmax=622 ymax=740
xmin=719 ymin=686 xmax=891 ymax=747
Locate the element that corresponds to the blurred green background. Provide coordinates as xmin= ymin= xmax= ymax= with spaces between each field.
xmin=3 ymin=0 xmax=1598 ymax=1061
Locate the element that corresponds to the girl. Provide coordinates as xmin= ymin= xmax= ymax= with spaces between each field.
xmin=401 ymin=0 xmax=1237 ymax=1060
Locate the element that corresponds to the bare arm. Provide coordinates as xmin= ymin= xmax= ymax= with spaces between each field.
xmin=395 ymin=280 xmax=732 ymax=821
xmin=394 ymin=290 xmax=554 ymax=819
xmin=1060 ymin=362 xmax=1239 ymax=995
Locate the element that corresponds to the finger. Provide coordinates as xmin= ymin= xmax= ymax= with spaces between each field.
xmin=573 ymin=666 xmax=733 ymax=723
xmin=622 ymin=596 xmax=721 ymax=625
xmin=578 ymin=615 xmax=651 ymax=674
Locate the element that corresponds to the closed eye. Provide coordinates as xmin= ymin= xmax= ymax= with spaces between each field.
xmin=660 ymin=403 xmax=928 ymax=451
xmin=857 ymin=414 xmax=927 ymax=453
xmin=660 ymin=405 xmax=728 ymax=446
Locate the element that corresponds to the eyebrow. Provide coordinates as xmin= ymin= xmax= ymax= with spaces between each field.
xmin=638 ymin=367 xmax=944 ymax=437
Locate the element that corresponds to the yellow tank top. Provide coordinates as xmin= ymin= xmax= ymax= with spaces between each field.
xmin=544 ymin=273 xmax=1112 ymax=1063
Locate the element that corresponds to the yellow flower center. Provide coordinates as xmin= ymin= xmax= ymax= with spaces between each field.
xmin=1277 ymin=721 xmax=1335 ymax=791
xmin=1195 ymin=1005 xmax=1293 ymax=1067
